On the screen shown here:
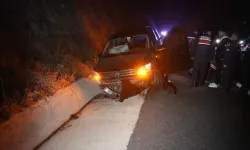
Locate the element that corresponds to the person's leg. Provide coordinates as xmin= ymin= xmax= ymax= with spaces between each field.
xmin=215 ymin=67 xmax=221 ymax=85
xmin=199 ymin=62 xmax=209 ymax=86
xmin=210 ymin=68 xmax=217 ymax=82
xmin=205 ymin=62 xmax=210 ymax=79
xmin=205 ymin=66 xmax=212 ymax=82
xmin=240 ymin=66 xmax=250 ymax=90
xmin=221 ymin=68 xmax=232 ymax=93
xmin=208 ymin=68 xmax=221 ymax=88
xmin=188 ymin=68 xmax=193 ymax=77
xmin=192 ymin=61 xmax=199 ymax=86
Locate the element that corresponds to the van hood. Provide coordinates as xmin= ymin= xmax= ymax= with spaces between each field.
xmin=94 ymin=51 xmax=153 ymax=72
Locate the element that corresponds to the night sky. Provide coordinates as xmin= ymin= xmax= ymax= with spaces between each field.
xmin=120 ymin=0 xmax=249 ymax=34
xmin=1 ymin=0 xmax=249 ymax=36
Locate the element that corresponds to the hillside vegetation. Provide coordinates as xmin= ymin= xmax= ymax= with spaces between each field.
xmin=0 ymin=0 xmax=144 ymax=120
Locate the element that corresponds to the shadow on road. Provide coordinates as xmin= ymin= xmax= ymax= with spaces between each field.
xmin=120 ymin=81 xmax=144 ymax=101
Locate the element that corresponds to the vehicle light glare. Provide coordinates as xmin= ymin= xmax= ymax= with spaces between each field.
xmin=161 ymin=31 xmax=167 ymax=36
xmin=94 ymin=73 xmax=101 ymax=81
xmin=137 ymin=63 xmax=151 ymax=78
xmin=137 ymin=67 xmax=147 ymax=77
xmin=145 ymin=63 xmax=151 ymax=70
xmin=239 ymin=40 xmax=244 ymax=44
xmin=216 ymin=39 xmax=220 ymax=44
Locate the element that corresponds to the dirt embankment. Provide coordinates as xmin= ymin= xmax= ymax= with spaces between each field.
xmin=0 ymin=0 xmax=144 ymax=121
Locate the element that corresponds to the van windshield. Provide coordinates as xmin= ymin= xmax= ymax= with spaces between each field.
xmin=102 ymin=35 xmax=150 ymax=56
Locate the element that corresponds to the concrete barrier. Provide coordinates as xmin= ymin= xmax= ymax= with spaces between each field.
xmin=0 ymin=78 xmax=100 ymax=150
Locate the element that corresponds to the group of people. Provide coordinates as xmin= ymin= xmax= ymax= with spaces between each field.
xmin=189 ymin=28 xmax=250 ymax=94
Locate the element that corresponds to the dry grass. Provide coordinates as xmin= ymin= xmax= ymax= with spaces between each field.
xmin=0 ymin=48 xmax=96 ymax=121
xmin=0 ymin=62 xmax=94 ymax=120
xmin=0 ymin=0 xmax=130 ymax=121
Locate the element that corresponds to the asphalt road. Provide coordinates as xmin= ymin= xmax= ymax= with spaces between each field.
xmin=38 ymin=72 xmax=250 ymax=150
xmin=127 ymin=72 xmax=250 ymax=150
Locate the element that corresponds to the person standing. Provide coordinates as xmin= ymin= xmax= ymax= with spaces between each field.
xmin=205 ymin=34 xmax=219 ymax=83
xmin=191 ymin=30 xmax=213 ymax=87
xmin=238 ymin=34 xmax=250 ymax=92
xmin=208 ymin=29 xmax=230 ymax=88
xmin=190 ymin=30 xmax=200 ymax=59
xmin=221 ymin=32 xmax=240 ymax=93
xmin=188 ymin=30 xmax=200 ymax=77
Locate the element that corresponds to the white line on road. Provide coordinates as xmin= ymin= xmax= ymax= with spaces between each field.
xmin=38 ymin=95 xmax=145 ymax=150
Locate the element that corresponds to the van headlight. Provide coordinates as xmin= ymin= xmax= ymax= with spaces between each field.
xmin=136 ymin=63 xmax=151 ymax=78
xmin=144 ymin=63 xmax=151 ymax=70
xmin=93 ymin=71 xmax=101 ymax=81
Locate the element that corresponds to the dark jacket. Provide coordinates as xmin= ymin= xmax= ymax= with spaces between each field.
xmin=222 ymin=39 xmax=240 ymax=70
xmin=208 ymin=36 xmax=219 ymax=62
xmin=190 ymin=34 xmax=199 ymax=58
xmin=161 ymin=27 xmax=191 ymax=74
xmin=240 ymin=39 xmax=250 ymax=71
xmin=215 ymin=36 xmax=231 ymax=68
xmin=240 ymin=51 xmax=250 ymax=67
xmin=192 ymin=34 xmax=213 ymax=63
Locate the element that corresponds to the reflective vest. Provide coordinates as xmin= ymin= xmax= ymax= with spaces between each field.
xmin=210 ymin=63 xmax=216 ymax=70
xmin=198 ymin=36 xmax=211 ymax=45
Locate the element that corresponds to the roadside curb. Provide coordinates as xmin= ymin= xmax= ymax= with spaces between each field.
xmin=0 ymin=78 xmax=100 ymax=150
xmin=33 ymin=94 xmax=101 ymax=150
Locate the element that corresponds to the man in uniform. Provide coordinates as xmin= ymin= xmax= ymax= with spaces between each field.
xmin=238 ymin=34 xmax=250 ymax=93
xmin=205 ymin=33 xmax=220 ymax=83
xmin=208 ymin=29 xmax=230 ymax=88
xmin=190 ymin=30 xmax=213 ymax=87
xmin=188 ymin=29 xmax=200 ymax=77
xmin=221 ymin=32 xmax=240 ymax=93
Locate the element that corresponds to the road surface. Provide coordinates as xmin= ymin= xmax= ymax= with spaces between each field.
xmin=37 ymin=73 xmax=250 ymax=150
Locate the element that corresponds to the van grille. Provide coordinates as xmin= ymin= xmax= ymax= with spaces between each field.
xmin=99 ymin=69 xmax=136 ymax=84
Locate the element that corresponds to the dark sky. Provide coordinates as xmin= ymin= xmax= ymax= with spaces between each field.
xmin=1 ymin=0 xmax=249 ymax=35
xmin=121 ymin=0 xmax=249 ymax=32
